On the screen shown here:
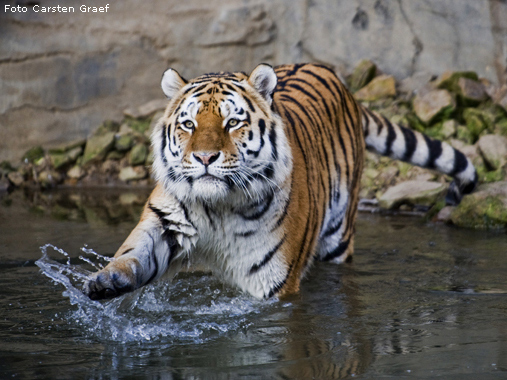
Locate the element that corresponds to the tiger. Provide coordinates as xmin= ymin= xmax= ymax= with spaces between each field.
xmin=83 ymin=63 xmax=477 ymax=300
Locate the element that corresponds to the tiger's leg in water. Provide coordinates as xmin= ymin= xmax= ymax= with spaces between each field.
xmin=83 ymin=185 xmax=197 ymax=300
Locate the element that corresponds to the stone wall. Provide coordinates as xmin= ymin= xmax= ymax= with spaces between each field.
xmin=1 ymin=0 xmax=506 ymax=162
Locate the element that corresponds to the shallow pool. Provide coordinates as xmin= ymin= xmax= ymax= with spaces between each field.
xmin=1 ymin=188 xmax=506 ymax=379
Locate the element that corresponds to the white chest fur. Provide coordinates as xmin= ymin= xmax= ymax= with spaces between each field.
xmin=183 ymin=189 xmax=290 ymax=299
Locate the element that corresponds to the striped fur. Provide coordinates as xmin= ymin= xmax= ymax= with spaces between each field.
xmin=84 ymin=63 xmax=477 ymax=300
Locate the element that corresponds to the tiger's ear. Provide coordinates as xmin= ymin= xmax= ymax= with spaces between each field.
xmin=161 ymin=68 xmax=188 ymax=99
xmin=248 ymin=64 xmax=277 ymax=104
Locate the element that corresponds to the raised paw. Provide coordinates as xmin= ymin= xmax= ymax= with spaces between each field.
xmin=83 ymin=259 xmax=140 ymax=300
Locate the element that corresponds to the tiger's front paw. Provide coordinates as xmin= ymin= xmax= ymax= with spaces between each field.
xmin=83 ymin=259 xmax=141 ymax=300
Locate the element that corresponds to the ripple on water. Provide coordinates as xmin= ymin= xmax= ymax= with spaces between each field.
xmin=35 ymin=244 xmax=272 ymax=344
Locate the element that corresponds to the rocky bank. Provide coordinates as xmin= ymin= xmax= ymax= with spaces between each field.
xmin=2 ymin=60 xmax=507 ymax=230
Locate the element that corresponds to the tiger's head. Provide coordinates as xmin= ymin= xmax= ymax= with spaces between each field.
xmin=152 ymin=64 xmax=292 ymax=204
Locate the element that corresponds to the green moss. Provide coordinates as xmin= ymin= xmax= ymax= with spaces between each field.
xmin=0 ymin=161 xmax=15 ymax=172
xmin=95 ymin=120 xmax=120 ymax=136
xmin=451 ymin=195 xmax=507 ymax=229
xmin=126 ymin=116 xmax=151 ymax=135
xmin=462 ymin=108 xmax=491 ymax=143
xmin=437 ymin=71 xmax=479 ymax=93
xmin=406 ymin=113 xmax=426 ymax=133
xmin=22 ymin=146 xmax=45 ymax=163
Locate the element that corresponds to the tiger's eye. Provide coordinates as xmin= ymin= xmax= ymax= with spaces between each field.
xmin=184 ymin=121 xmax=194 ymax=130
xmin=227 ymin=119 xmax=239 ymax=129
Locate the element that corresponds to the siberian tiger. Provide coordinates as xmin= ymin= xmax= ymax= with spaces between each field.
xmin=84 ymin=63 xmax=477 ymax=300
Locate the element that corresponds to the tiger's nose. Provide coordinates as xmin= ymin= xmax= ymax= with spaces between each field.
xmin=193 ymin=152 xmax=220 ymax=166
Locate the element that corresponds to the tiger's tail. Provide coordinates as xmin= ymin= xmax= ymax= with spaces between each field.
xmin=360 ymin=106 xmax=477 ymax=205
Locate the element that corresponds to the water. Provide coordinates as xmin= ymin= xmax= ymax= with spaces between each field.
xmin=1 ymin=188 xmax=507 ymax=379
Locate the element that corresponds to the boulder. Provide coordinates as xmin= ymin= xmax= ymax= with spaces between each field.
xmin=348 ymin=60 xmax=377 ymax=93
xmin=22 ymin=146 xmax=45 ymax=164
xmin=115 ymin=134 xmax=134 ymax=152
xmin=435 ymin=205 xmax=454 ymax=223
xmin=354 ymin=75 xmax=396 ymax=102
xmin=462 ymin=108 xmax=493 ymax=142
xmin=378 ymin=180 xmax=447 ymax=209
xmin=37 ymin=170 xmax=62 ymax=188
xmin=477 ymin=134 xmax=507 ymax=170
xmin=398 ymin=71 xmax=434 ymax=96
xmin=48 ymin=138 xmax=86 ymax=154
xmin=119 ymin=166 xmax=148 ymax=182
xmin=129 ymin=144 xmax=148 ymax=166
xmin=457 ymin=77 xmax=488 ymax=105
xmin=413 ymin=89 xmax=455 ymax=125
xmin=450 ymin=182 xmax=507 ymax=229
xmin=49 ymin=146 xmax=83 ymax=169
xmin=7 ymin=171 xmax=24 ymax=187
xmin=436 ymin=71 xmax=479 ymax=93
xmin=67 ymin=165 xmax=85 ymax=180
xmin=82 ymin=131 xmax=116 ymax=165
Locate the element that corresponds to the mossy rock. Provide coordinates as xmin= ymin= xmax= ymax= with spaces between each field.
xmin=378 ymin=180 xmax=447 ymax=209
xmin=436 ymin=71 xmax=479 ymax=93
xmin=412 ymin=89 xmax=455 ymax=125
xmin=349 ymin=59 xmax=377 ymax=93
xmin=82 ymin=132 xmax=116 ymax=166
xmin=115 ymin=134 xmax=134 ymax=152
xmin=462 ymin=108 xmax=493 ymax=143
xmin=129 ymin=144 xmax=148 ymax=166
xmin=450 ymin=182 xmax=507 ymax=229
xmin=425 ymin=120 xmax=457 ymax=140
xmin=0 ymin=161 xmax=15 ymax=172
xmin=126 ymin=116 xmax=151 ymax=135
xmin=48 ymin=138 xmax=87 ymax=154
xmin=22 ymin=146 xmax=45 ymax=163
xmin=354 ymin=75 xmax=396 ymax=102
xmin=94 ymin=120 xmax=120 ymax=136
xmin=49 ymin=146 xmax=83 ymax=170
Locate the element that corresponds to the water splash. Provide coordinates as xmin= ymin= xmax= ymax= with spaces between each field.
xmin=35 ymin=244 xmax=271 ymax=344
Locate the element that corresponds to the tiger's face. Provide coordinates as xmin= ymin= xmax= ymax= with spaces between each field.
xmin=152 ymin=64 xmax=292 ymax=204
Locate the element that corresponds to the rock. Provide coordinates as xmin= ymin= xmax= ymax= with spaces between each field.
xmin=425 ymin=119 xmax=457 ymax=140
xmin=398 ymin=72 xmax=434 ymax=96
xmin=457 ymin=77 xmax=488 ymax=105
xmin=115 ymin=134 xmax=134 ymax=152
xmin=48 ymin=138 xmax=86 ymax=154
xmin=129 ymin=144 xmax=148 ymax=166
xmin=413 ymin=89 xmax=455 ymax=125
xmin=435 ymin=206 xmax=454 ymax=223
xmin=94 ymin=120 xmax=120 ymax=136
xmin=378 ymin=180 xmax=447 ymax=209
xmin=119 ymin=166 xmax=148 ymax=182
xmin=38 ymin=170 xmax=62 ymax=188
xmin=106 ymin=151 xmax=125 ymax=161
xmin=348 ymin=59 xmax=377 ymax=93
xmin=477 ymin=134 xmax=507 ymax=170
xmin=462 ymin=108 xmax=492 ymax=142
xmin=82 ymin=132 xmax=116 ymax=165
xmin=436 ymin=71 xmax=479 ymax=93
xmin=49 ymin=146 xmax=82 ymax=170
xmin=7 ymin=171 xmax=24 ymax=187
xmin=354 ymin=75 xmax=396 ymax=102
xmin=22 ymin=146 xmax=45 ymax=163
xmin=0 ymin=161 xmax=15 ymax=172
xmin=450 ymin=182 xmax=507 ymax=229
xmin=124 ymin=99 xmax=167 ymax=119
xmin=67 ymin=165 xmax=85 ymax=180
xmin=101 ymin=160 xmax=120 ymax=174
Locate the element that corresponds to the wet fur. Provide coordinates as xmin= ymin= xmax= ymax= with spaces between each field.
xmin=84 ymin=63 xmax=477 ymax=300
